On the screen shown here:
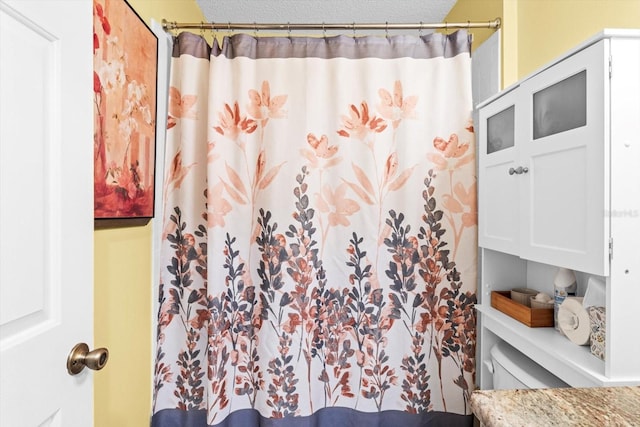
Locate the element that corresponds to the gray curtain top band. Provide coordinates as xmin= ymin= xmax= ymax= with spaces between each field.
xmin=173 ymin=30 xmax=471 ymax=60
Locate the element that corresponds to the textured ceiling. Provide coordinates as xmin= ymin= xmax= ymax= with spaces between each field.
xmin=195 ymin=0 xmax=457 ymax=35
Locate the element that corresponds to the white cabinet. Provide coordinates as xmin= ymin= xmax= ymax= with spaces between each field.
xmin=479 ymin=40 xmax=608 ymax=277
xmin=476 ymin=30 xmax=640 ymax=389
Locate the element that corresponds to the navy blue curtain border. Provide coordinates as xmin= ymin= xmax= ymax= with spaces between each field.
xmin=151 ymin=407 xmax=473 ymax=427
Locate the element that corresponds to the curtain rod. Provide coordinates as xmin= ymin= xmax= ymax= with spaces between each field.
xmin=161 ymin=18 xmax=501 ymax=33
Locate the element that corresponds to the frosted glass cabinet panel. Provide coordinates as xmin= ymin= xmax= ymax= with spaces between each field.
xmin=487 ymin=105 xmax=515 ymax=154
xmin=533 ymin=70 xmax=587 ymax=139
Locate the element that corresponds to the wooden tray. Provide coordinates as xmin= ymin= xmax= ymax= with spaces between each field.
xmin=491 ymin=291 xmax=554 ymax=328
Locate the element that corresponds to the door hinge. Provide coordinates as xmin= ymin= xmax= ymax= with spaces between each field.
xmin=609 ymin=56 xmax=612 ymax=79
xmin=609 ymin=237 xmax=613 ymax=261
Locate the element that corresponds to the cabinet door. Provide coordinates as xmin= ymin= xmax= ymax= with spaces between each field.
xmin=478 ymin=87 xmax=521 ymax=255
xmin=519 ymin=40 xmax=609 ymax=276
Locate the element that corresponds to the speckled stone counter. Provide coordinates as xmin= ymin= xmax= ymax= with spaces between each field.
xmin=470 ymin=387 xmax=640 ymax=426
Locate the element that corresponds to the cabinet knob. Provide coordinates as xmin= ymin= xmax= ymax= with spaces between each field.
xmin=509 ymin=166 xmax=529 ymax=175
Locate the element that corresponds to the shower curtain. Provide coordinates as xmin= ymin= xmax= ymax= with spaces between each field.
xmin=152 ymin=30 xmax=477 ymax=427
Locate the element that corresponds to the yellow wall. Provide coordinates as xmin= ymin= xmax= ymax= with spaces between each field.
xmin=94 ymin=224 xmax=152 ymax=426
xmin=93 ymin=1 xmax=206 ymax=426
xmin=446 ymin=0 xmax=640 ymax=88
xmin=516 ymin=0 xmax=640 ymax=80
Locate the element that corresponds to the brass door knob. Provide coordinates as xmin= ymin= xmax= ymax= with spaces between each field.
xmin=66 ymin=343 xmax=109 ymax=375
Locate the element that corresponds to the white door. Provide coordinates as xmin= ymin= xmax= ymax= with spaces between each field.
xmin=0 ymin=1 xmax=95 ymax=426
xmin=478 ymin=86 xmax=521 ymax=255
xmin=519 ymin=40 xmax=609 ymax=276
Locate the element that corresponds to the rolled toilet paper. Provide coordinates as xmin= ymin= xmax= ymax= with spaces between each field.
xmin=558 ymin=297 xmax=590 ymax=345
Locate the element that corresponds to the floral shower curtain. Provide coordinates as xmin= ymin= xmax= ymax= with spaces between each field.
xmin=152 ymin=30 xmax=477 ymax=427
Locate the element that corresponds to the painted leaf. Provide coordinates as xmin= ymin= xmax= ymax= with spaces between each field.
xmin=393 ymin=80 xmax=403 ymax=107
xmin=387 ymin=166 xmax=415 ymax=192
xmin=248 ymin=89 xmax=261 ymax=106
xmin=261 ymin=80 xmax=271 ymax=103
xmin=250 ymin=223 xmax=261 ymax=246
xmin=321 ymin=183 xmax=335 ymax=203
xmin=180 ymin=95 xmax=198 ymax=119
xmin=168 ymin=86 xmax=197 ymax=119
xmin=336 ymin=197 xmax=360 ymax=215
xmin=314 ymin=192 xmax=330 ymax=213
xmin=342 ymin=179 xmax=374 ymax=205
xmin=443 ymin=194 xmax=463 ymax=213
xmin=454 ymin=181 xmax=476 ymax=206
xmin=378 ymin=223 xmax=392 ymax=247
xmin=299 ymin=148 xmax=319 ymax=168
xmin=222 ymin=180 xmax=247 ymax=205
xmin=255 ymin=150 xmax=266 ymax=183
xmin=384 ymin=152 xmax=399 ymax=183
xmin=334 ymin=182 xmax=348 ymax=200
xmin=258 ymin=162 xmax=286 ymax=189
xmin=426 ymin=153 xmax=447 ymax=171
xmin=462 ymin=211 xmax=477 ymax=226
xmin=378 ymin=88 xmax=392 ymax=106
xmin=208 ymin=182 xmax=233 ymax=228
xmin=324 ymin=156 xmax=343 ymax=169
xmin=403 ymin=95 xmax=418 ymax=116
xmin=166 ymin=150 xmax=195 ymax=191
xmin=225 ymin=162 xmax=248 ymax=198
xmin=270 ymin=95 xmax=288 ymax=117
xmin=207 ymin=142 xmax=220 ymax=164
xmin=352 ymin=162 xmax=375 ymax=196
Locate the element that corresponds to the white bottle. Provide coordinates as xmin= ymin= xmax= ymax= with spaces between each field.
xmin=553 ymin=267 xmax=577 ymax=332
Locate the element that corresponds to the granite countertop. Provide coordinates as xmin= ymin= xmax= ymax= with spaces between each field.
xmin=470 ymin=387 xmax=640 ymax=426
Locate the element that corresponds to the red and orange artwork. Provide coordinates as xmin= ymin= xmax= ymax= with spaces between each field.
xmin=93 ymin=0 xmax=157 ymax=218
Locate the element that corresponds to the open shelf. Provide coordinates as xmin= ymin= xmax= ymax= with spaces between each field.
xmin=475 ymin=304 xmax=637 ymax=387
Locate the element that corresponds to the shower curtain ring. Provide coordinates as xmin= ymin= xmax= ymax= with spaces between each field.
xmin=287 ymin=22 xmax=291 ymax=39
xmin=352 ymin=22 xmax=356 ymax=38
xmin=254 ymin=22 xmax=258 ymax=37
xmin=168 ymin=20 xmax=178 ymax=36
xmin=385 ymin=21 xmax=389 ymax=38
xmin=322 ymin=22 xmax=326 ymax=38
